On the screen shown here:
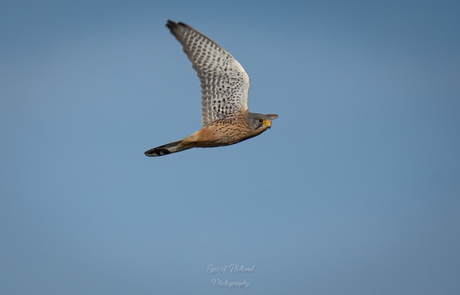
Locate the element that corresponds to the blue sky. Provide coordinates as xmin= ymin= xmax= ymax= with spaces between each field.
xmin=1 ymin=0 xmax=460 ymax=294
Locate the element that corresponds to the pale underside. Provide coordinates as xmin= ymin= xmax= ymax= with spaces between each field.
xmin=167 ymin=21 xmax=250 ymax=126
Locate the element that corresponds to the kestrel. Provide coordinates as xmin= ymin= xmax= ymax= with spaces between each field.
xmin=145 ymin=20 xmax=278 ymax=157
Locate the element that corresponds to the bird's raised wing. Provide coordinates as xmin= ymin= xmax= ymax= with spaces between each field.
xmin=166 ymin=20 xmax=250 ymax=126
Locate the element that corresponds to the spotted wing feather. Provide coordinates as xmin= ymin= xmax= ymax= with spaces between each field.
xmin=166 ymin=20 xmax=250 ymax=126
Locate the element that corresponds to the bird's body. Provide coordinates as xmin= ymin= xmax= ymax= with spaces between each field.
xmin=145 ymin=20 xmax=277 ymax=157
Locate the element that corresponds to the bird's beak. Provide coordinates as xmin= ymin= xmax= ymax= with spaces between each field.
xmin=265 ymin=121 xmax=272 ymax=129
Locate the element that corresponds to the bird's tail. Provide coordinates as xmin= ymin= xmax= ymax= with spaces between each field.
xmin=144 ymin=139 xmax=191 ymax=157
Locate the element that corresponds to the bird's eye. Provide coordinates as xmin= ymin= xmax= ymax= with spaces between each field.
xmin=259 ymin=119 xmax=265 ymax=123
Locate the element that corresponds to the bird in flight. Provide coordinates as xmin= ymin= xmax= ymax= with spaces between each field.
xmin=145 ymin=20 xmax=278 ymax=157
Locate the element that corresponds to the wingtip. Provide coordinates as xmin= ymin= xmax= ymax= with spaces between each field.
xmin=165 ymin=20 xmax=189 ymax=30
xmin=165 ymin=19 xmax=176 ymax=29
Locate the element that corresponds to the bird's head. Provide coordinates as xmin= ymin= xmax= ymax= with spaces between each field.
xmin=247 ymin=113 xmax=278 ymax=132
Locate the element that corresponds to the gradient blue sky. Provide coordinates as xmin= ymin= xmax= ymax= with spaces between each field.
xmin=1 ymin=1 xmax=460 ymax=294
